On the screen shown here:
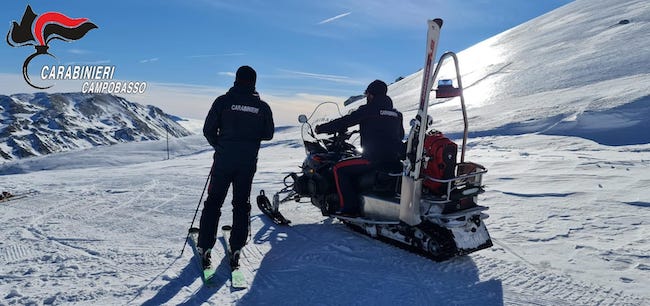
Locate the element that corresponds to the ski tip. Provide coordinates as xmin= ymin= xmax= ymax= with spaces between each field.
xmin=432 ymin=18 xmax=443 ymax=28
xmin=222 ymin=225 xmax=233 ymax=231
xmin=256 ymin=194 xmax=271 ymax=205
xmin=231 ymin=269 xmax=247 ymax=289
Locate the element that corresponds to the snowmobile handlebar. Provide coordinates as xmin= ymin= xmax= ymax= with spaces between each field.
xmin=321 ymin=129 xmax=358 ymax=154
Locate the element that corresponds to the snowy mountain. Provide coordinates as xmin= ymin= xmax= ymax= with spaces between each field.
xmin=383 ymin=0 xmax=650 ymax=146
xmin=0 ymin=93 xmax=192 ymax=160
xmin=0 ymin=0 xmax=649 ymax=305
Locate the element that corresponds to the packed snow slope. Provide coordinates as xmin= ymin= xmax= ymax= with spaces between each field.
xmin=385 ymin=0 xmax=650 ymax=146
xmin=1 ymin=0 xmax=649 ymax=305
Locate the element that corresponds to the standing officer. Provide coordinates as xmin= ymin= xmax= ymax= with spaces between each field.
xmin=198 ymin=65 xmax=274 ymax=270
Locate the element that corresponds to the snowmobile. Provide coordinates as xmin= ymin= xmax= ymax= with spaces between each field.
xmin=257 ymin=57 xmax=493 ymax=261
xmin=257 ymin=20 xmax=492 ymax=261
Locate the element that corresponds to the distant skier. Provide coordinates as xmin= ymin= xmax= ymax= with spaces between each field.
xmin=198 ymin=65 xmax=275 ymax=270
xmin=315 ymin=80 xmax=404 ymax=216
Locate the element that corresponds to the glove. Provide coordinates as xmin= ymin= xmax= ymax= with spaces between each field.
xmin=315 ymin=123 xmax=338 ymax=134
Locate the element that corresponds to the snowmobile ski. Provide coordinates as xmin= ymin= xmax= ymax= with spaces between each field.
xmin=221 ymin=225 xmax=247 ymax=289
xmin=186 ymin=227 xmax=218 ymax=286
xmin=256 ymin=190 xmax=291 ymax=225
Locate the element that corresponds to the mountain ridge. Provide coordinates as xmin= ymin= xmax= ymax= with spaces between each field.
xmin=0 ymin=92 xmax=192 ymax=160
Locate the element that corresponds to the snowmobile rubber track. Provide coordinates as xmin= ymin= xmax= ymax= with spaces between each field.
xmin=416 ymin=220 xmax=459 ymax=261
xmin=342 ymin=219 xmax=466 ymax=262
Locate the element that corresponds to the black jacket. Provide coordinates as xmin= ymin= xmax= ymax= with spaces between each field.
xmin=316 ymin=95 xmax=404 ymax=163
xmin=203 ymin=84 xmax=274 ymax=165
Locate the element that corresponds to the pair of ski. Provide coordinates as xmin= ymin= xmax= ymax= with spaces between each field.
xmin=0 ymin=195 xmax=25 ymax=203
xmin=186 ymin=226 xmax=246 ymax=289
xmin=0 ymin=191 xmax=36 ymax=203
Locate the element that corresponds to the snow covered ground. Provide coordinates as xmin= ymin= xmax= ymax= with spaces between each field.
xmin=1 ymin=132 xmax=648 ymax=305
xmin=1 ymin=0 xmax=649 ymax=305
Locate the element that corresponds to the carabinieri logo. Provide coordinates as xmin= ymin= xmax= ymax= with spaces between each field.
xmin=6 ymin=5 xmax=98 ymax=89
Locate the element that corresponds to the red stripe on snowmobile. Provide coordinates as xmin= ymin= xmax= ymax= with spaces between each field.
xmin=333 ymin=158 xmax=370 ymax=209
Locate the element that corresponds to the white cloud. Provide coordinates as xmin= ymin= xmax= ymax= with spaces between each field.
xmin=0 ymin=73 xmax=344 ymax=126
xmin=139 ymin=57 xmax=159 ymax=64
xmin=278 ymin=69 xmax=365 ymax=85
xmin=0 ymin=72 xmax=82 ymax=94
xmin=67 ymin=49 xmax=91 ymax=55
xmin=63 ymin=59 xmax=112 ymax=66
xmin=318 ymin=12 xmax=351 ymax=25
xmin=186 ymin=53 xmax=245 ymax=59
xmin=326 ymin=0 xmax=450 ymax=29
xmin=116 ymin=83 xmax=347 ymax=126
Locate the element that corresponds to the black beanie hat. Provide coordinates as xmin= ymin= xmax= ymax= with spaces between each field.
xmin=235 ymin=65 xmax=256 ymax=86
xmin=365 ymin=79 xmax=388 ymax=96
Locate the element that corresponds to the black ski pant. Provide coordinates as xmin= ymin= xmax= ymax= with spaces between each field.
xmin=198 ymin=160 xmax=255 ymax=252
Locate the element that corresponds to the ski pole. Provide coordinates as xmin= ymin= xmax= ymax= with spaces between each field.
xmin=180 ymin=164 xmax=213 ymax=256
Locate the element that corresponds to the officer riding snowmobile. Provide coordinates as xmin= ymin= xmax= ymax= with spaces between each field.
xmin=257 ymin=49 xmax=493 ymax=261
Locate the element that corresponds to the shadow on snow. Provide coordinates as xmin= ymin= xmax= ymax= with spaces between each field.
xmin=240 ymin=217 xmax=503 ymax=305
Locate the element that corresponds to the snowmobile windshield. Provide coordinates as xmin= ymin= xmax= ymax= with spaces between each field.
xmin=300 ymin=102 xmax=343 ymax=154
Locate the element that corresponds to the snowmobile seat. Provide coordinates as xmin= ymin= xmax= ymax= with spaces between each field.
xmin=357 ymin=162 xmax=402 ymax=196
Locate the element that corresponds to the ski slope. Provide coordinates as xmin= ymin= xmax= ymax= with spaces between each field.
xmin=1 ymin=0 xmax=649 ymax=304
xmin=1 ymin=132 xmax=648 ymax=305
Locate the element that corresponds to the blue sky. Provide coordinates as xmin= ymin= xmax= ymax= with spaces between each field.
xmin=1 ymin=0 xmax=572 ymax=123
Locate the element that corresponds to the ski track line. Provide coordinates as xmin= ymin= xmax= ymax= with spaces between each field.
xmin=491 ymin=237 xmax=540 ymax=269
xmin=27 ymin=192 xmax=92 ymax=225
xmin=489 ymin=237 xmax=645 ymax=305
xmin=12 ymin=185 xmax=172 ymax=279
xmin=19 ymin=186 xmax=110 ymax=258
xmin=22 ymin=221 xmax=168 ymax=283
xmin=0 ymin=244 xmax=39 ymax=264
xmin=24 ymin=225 xmax=109 ymax=263
xmin=23 ymin=183 xmax=107 ymax=225
xmin=473 ymin=253 xmax=646 ymax=306
xmin=130 ymin=192 xmax=180 ymax=220
xmin=250 ymin=214 xmax=646 ymax=305
xmin=95 ymin=179 xmax=159 ymax=217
